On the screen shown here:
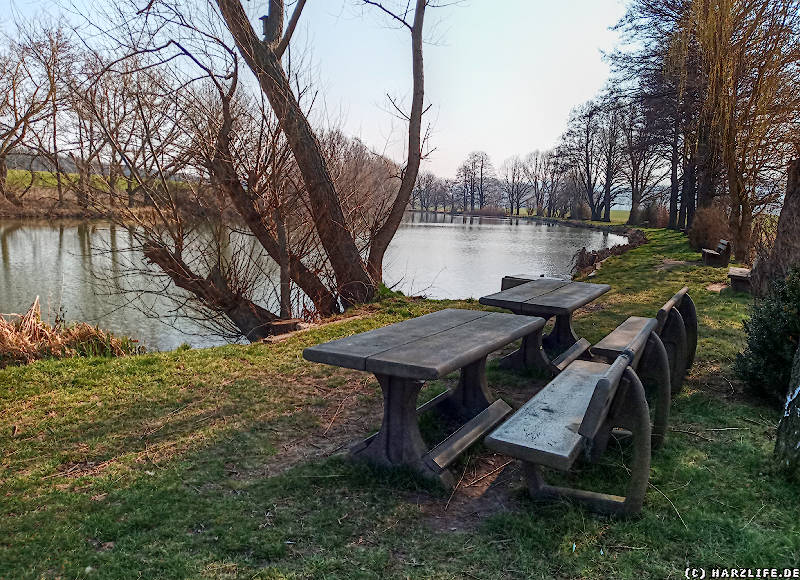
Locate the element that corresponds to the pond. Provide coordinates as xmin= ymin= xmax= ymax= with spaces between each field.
xmin=0 ymin=214 xmax=626 ymax=351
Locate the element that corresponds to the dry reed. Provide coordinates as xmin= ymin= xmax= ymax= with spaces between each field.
xmin=0 ymin=297 xmax=142 ymax=367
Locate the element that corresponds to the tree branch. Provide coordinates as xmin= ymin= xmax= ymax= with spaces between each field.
xmin=275 ymin=0 xmax=306 ymax=58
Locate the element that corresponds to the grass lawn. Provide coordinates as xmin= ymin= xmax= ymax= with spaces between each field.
xmin=1 ymin=229 xmax=797 ymax=579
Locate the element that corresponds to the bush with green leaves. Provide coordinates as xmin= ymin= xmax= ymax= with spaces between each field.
xmin=736 ymin=269 xmax=800 ymax=406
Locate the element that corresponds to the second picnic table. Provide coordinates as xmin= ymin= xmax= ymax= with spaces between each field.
xmin=479 ymin=276 xmax=611 ymax=370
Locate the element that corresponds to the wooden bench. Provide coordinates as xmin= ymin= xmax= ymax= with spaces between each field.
xmin=593 ymin=286 xmax=697 ymax=392
xmin=702 ymin=239 xmax=731 ymax=267
xmin=303 ymin=308 xmax=546 ymax=486
xmin=728 ymin=267 xmax=752 ymax=293
xmin=485 ymin=325 xmax=654 ymax=516
xmin=588 ymin=287 xmax=698 ymax=449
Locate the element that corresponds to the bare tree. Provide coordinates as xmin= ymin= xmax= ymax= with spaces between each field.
xmin=561 ymin=101 xmax=605 ymax=220
xmin=501 ymin=155 xmax=531 ymax=215
xmin=687 ymin=0 xmax=800 ymax=258
xmin=619 ymin=100 xmax=667 ymax=224
xmin=0 ymin=37 xmax=55 ymax=205
xmin=214 ymin=0 xmax=429 ymax=301
xmin=597 ymin=102 xmax=624 ymax=222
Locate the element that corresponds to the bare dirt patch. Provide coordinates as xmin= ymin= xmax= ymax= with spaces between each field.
xmin=419 ymin=454 xmax=524 ymax=532
xmin=706 ymin=282 xmax=727 ymax=293
xmin=656 ymin=258 xmax=696 ymax=271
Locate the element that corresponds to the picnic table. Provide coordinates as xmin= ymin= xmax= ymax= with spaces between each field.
xmin=303 ymin=308 xmax=546 ymax=485
xmin=479 ymin=276 xmax=610 ymax=370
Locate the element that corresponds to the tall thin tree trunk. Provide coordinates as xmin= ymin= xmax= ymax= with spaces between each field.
xmin=696 ymin=118 xmax=716 ymax=208
xmin=668 ymin=119 xmax=680 ymax=229
xmin=275 ymin=208 xmax=291 ymax=319
xmin=0 ymin=154 xmax=9 ymax=203
xmin=728 ymin=174 xmax=752 ymax=262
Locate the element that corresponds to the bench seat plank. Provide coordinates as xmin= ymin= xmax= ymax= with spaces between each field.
xmin=485 ymin=360 xmax=611 ymax=471
xmin=366 ymin=312 xmax=545 ymax=379
xmin=591 ymin=316 xmax=657 ymax=360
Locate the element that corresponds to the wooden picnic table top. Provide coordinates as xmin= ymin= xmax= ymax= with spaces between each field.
xmin=478 ymin=278 xmax=611 ymax=316
xmin=303 ymin=308 xmax=545 ymax=381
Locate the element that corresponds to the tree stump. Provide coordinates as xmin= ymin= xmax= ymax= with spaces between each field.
xmin=775 ymin=344 xmax=800 ymax=480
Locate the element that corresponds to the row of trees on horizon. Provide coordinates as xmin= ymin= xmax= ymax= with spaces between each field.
xmin=411 ymin=0 xmax=800 ymax=261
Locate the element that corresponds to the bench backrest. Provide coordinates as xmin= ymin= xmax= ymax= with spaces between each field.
xmin=656 ymin=286 xmax=689 ymax=331
xmin=578 ymin=353 xmax=630 ymax=439
xmin=578 ymin=316 xmax=655 ymax=439
xmin=717 ymin=240 xmax=731 ymax=257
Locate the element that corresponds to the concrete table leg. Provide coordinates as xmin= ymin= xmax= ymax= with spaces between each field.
xmin=351 ymin=374 xmax=447 ymax=483
xmin=498 ymin=329 xmax=551 ymax=372
xmin=439 ymin=356 xmax=494 ymax=420
xmin=543 ymin=314 xmax=579 ymax=352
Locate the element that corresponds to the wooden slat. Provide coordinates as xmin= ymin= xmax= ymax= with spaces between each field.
xmin=519 ymin=282 xmax=611 ymax=316
xmin=656 ymin=286 xmax=689 ymax=328
xmin=303 ymin=309 xmax=487 ymax=371
xmin=479 ymin=279 xmax=571 ymax=312
xmin=592 ymin=316 xmax=657 ymax=361
xmin=424 ymin=399 xmax=512 ymax=471
xmin=550 ymin=337 xmax=591 ymax=372
xmin=365 ymin=312 xmax=546 ymax=379
xmin=485 ymin=360 xmax=609 ymax=471
xmin=578 ymin=354 xmax=630 ymax=439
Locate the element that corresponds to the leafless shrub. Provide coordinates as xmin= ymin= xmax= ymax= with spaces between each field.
xmin=688 ymin=204 xmax=731 ymax=250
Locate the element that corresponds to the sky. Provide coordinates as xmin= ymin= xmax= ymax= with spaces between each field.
xmin=6 ymin=0 xmax=628 ymax=177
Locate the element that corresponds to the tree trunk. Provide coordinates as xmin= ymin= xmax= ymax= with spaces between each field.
xmin=775 ymin=343 xmax=800 ymax=480
xmin=210 ymin=125 xmax=340 ymax=317
xmin=602 ymin=181 xmax=611 ymax=222
xmin=77 ymin=162 xmax=90 ymax=208
xmin=628 ymin=199 xmax=641 ymax=226
xmin=143 ymin=242 xmax=278 ymax=341
xmin=680 ymin=155 xmax=697 ymax=230
xmin=364 ymin=0 xmax=425 ymax=282
xmin=696 ymin=118 xmax=716 ymax=208
xmin=668 ymin=119 xmax=680 ymax=229
xmin=728 ymin=174 xmax=752 ymax=262
xmin=0 ymin=155 xmax=10 ymax=205
xmin=275 ymin=208 xmax=292 ymax=319
xmin=752 ymin=159 xmax=800 ymax=296
xmin=216 ymin=0 xmax=374 ymax=307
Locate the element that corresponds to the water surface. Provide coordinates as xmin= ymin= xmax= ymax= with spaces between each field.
xmin=0 ymin=214 xmax=625 ymax=351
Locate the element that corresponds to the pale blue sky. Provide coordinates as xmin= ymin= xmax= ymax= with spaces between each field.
xmin=7 ymin=0 xmax=627 ymax=176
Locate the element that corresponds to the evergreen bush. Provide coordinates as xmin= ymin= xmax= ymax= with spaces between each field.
xmin=736 ymin=269 xmax=800 ymax=406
